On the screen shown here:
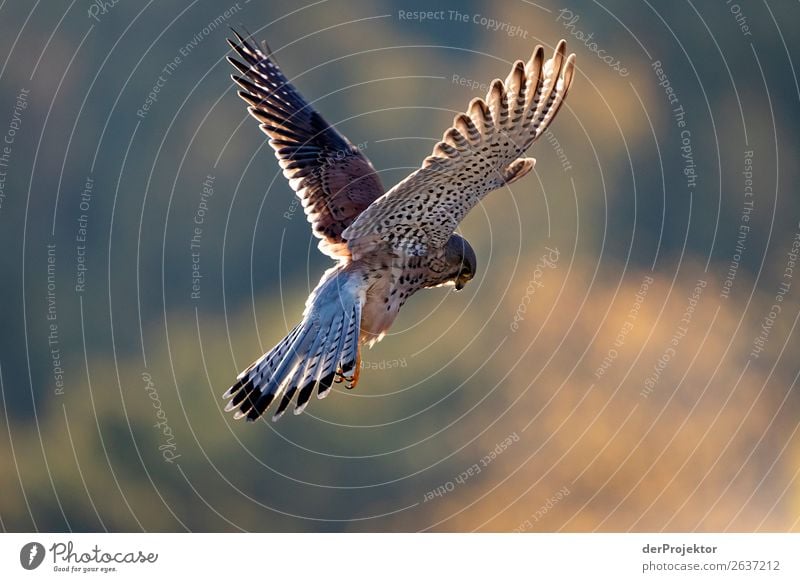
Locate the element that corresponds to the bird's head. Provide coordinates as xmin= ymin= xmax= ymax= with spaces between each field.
xmin=444 ymin=234 xmax=477 ymax=291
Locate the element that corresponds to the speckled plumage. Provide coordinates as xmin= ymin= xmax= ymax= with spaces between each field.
xmin=223 ymin=31 xmax=576 ymax=421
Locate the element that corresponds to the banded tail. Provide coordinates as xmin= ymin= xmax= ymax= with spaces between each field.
xmin=224 ymin=268 xmax=363 ymax=421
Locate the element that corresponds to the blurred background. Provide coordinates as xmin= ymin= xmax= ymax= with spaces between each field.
xmin=1 ymin=0 xmax=799 ymax=532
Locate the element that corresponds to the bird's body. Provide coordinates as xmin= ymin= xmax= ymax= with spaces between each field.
xmin=223 ymin=31 xmax=575 ymax=421
xmin=358 ymin=241 xmax=459 ymax=343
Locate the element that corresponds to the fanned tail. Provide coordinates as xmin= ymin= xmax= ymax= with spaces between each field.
xmin=224 ymin=268 xmax=363 ymax=421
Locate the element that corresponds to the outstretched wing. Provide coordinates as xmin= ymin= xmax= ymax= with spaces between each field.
xmin=227 ymin=31 xmax=385 ymax=258
xmin=343 ymin=41 xmax=575 ymax=259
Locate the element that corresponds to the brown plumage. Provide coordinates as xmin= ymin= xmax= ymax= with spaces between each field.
xmin=224 ymin=32 xmax=576 ymax=422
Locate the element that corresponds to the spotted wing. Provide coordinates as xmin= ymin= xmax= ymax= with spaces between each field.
xmin=227 ymin=31 xmax=385 ymax=258
xmin=343 ymin=41 xmax=575 ymax=258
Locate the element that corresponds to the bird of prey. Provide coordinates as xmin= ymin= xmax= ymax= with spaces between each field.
xmin=223 ymin=31 xmax=575 ymax=421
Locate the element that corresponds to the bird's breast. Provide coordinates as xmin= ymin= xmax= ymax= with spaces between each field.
xmin=359 ymin=270 xmax=398 ymax=345
xmin=358 ymin=262 xmax=425 ymax=346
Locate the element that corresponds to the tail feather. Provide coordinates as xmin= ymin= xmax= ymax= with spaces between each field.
xmin=319 ymin=310 xmax=350 ymax=398
xmin=278 ymin=302 xmax=360 ymax=418
xmin=274 ymin=312 xmax=343 ymax=419
xmin=272 ymin=324 xmax=329 ymax=417
xmin=297 ymin=310 xmax=348 ymax=412
xmin=227 ymin=324 xmax=308 ymax=420
xmin=224 ymin=269 xmax=363 ymax=422
xmin=244 ymin=323 xmax=317 ymax=420
xmin=224 ymin=324 xmax=301 ymax=400
xmin=223 ymin=324 xmax=302 ymax=414
xmin=339 ymin=304 xmax=360 ymax=376
xmin=292 ymin=323 xmax=331 ymax=397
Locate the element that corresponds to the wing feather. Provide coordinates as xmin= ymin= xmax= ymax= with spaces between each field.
xmin=227 ymin=31 xmax=385 ymax=258
xmin=343 ymin=41 xmax=575 ymax=259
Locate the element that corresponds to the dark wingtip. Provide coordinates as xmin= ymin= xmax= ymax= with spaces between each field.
xmin=232 ymin=28 xmax=248 ymax=46
xmin=227 ymin=57 xmax=252 ymax=79
xmin=228 ymin=26 xmax=281 ymax=69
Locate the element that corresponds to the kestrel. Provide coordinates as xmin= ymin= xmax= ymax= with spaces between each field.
xmin=224 ymin=31 xmax=575 ymax=421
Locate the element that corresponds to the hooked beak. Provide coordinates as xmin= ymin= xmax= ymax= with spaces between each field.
xmin=454 ymin=273 xmax=470 ymax=291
